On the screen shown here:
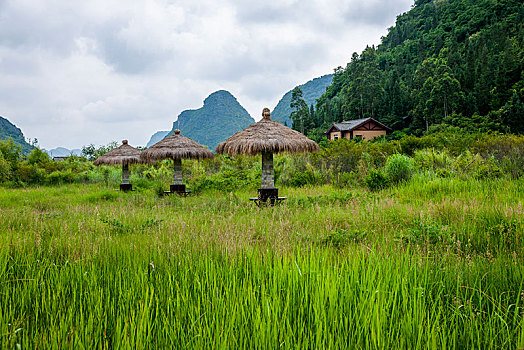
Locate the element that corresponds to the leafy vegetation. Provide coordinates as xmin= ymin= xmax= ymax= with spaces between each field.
xmin=298 ymin=0 xmax=523 ymax=136
xmin=1 ymin=129 xmax=524 ymax=347
xmin=271 ymin=74 xmax=334 ymax=126
xmin=0 ymin=116 xmax=35 ymax=154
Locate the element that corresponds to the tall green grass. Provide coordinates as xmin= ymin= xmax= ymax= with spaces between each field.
xmin=0 ymin=179 xmax=523 ymax=348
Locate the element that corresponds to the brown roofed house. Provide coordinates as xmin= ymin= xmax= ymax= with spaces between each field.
xmin=325 ymin=118 xmax=392 ymax=141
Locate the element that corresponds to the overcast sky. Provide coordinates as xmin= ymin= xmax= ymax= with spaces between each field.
xmin=0 ymin=0 xmax=413 ymax=149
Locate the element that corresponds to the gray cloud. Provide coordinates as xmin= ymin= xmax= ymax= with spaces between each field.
xmin=0 ymin=0 xmax=413 ymax=149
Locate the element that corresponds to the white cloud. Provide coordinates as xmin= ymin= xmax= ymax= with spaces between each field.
xmin=0 ymin=0 xmax=413 ymax=149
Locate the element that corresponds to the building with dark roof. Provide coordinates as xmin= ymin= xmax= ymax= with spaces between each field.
xmin=325 ymin=118 xmax=392 ymax=141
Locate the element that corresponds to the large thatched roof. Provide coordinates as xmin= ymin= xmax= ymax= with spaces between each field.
xmin=93 ymin=140 xmax=141 ymax=166
xmin=140 ymin=129 xmax=214 ymax=163
xmin=215 ymin=108 xmax=320 ymax=156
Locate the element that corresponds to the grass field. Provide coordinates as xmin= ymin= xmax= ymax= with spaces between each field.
xmin=1 ymin=176 xmax=523 ymax=348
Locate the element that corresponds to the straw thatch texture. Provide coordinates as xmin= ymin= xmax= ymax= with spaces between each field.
xmin=215 ymin=108 xmax=320 ymax=156
xmin=140 ymin=130 xmax=214 ymax=163
xmin=93 ymin=140 xmax=141 ymax=166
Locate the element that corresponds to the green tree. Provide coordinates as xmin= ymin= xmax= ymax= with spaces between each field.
xmin=81 ymin=141 xmax=118 ymax=161
xmin=290 ymin=87 xmax=309 ymax=134
xmin=27 ymin=148 xmax=51 ymax=166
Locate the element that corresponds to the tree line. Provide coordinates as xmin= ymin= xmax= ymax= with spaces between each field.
xmin=290 ymin=0 xmax=523 ymax=140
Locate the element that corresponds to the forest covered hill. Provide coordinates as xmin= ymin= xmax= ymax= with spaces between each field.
xmin=0 ymin=116 xmax=34 ymax=154
xmin=162 ymin=90 xmax=255 ymax=151
xmin=300 ymin=0 xmax=523 ymax=138
xmin=271 ymin=75 xmax=333 ymax=126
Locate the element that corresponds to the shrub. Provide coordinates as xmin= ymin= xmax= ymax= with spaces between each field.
xmin=26 ymin=148 xmax=51 ymax=166
xmin=364 ymin=169 xmax=389 ymax=191
xmin=289 ymin=170 xmax=312 ymax=187
xmin=474 ymin=158 xmax=503 ymax=180
xmin=385 ymin=154 xmax=413 ymax=184
xmin=16 ymin=165 xmax=46 ymax=184
xmin=46 ymin=170 xmax=77 ymax=185
xmin=413 ymin=149 xmax=452 ymax=171
xmin=0 ymin=152 xmax=10 ymax=182
xmin=190 ymin=169 xmax=257 ymax=192
xmin=332 ymin=171 xmax=359 ymax=188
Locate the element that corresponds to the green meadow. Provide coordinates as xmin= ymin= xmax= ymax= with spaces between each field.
xmin=1 ymin=176 xmax=523 ymax=348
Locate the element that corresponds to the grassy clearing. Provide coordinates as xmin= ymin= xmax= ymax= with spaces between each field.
xmin=1 ymin=179 xmax=523 ymax=348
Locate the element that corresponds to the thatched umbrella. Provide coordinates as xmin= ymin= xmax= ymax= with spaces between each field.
xmin=140 ymin=129 xmax=213 ymax=194
xmin=93 ymin=140 xmax=141 ymax=191
xmin=216 ymin=107 xmax=319 ymax=203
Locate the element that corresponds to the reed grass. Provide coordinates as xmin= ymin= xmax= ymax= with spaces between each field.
xmin=0 ymin=178 xmax=523 ymax=348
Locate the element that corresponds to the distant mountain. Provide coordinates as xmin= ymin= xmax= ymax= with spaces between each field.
xmin=146 ymin=130 xmax=170 ymax=148
xmin=46 ymin=147 xmax=81 ymax=157
xmin=271 ymin=74 xmax=334 ymax=126
xmin=159 ymin=90 xmax=255 ymax=151
xmin=0 ymin=116 xmax=34 ymax=154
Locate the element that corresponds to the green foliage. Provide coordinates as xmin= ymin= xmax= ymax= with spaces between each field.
xmin=191 ymin=168 xmax=258 ymax=192
xmin=290 ymin=170 xmax=317 ymax=187
xmin=320 ymin=229 xmax=368 ymax=248
xmin=308 ymin=0 xmax=524 ymax=135
xmin=474 ymin=157 xmax=503 ymax=180
xmin=81 ymin=141 xmax=118 ymax=161
xmin=364 ymin=168 xmax=389 ymax=191
xmin=0 ymin=139 xmax=21 ymax=169
xmin=0 ymin=116 xmax=34 ymax=154
xmin=26 ymin=148 xmax=51 ymax=165
xmin=385 ymin=154 xmax=414 ymax=184
xmin=0 ymin=153 xmax=9 ymax=182
xmin=290 ymin=87 xmax=309 ymax=133
xmin=272 ymin=75 xmax=334 ymax=126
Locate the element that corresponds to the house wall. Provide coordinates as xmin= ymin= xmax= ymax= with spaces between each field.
xmin=329 ymin=131 xmax=342 ymax=139
xmin=353 ymin=130 xmax=387 ymax=140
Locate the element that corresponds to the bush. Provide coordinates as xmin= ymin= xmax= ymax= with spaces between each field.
xmin=385 ymin=154 xmax=413 ymax=184
xmin=0 ymin=152 xmax=10 ymax=182
xmin=26 ymin=148 xmax=51 ymax=166
xmin=16 ymin=165 xmax=46 ymax=184
xmin=46 ymin=170 xmax=77 ymax=185
xmin=474 ymin=158 xmax=503 ymax=180
xmin=413 ymin=149 xmax=452 ymax=171
xmin=364 ymin=169 xmax=389 ymax=191
xmin=290 ymin=170 xmax=317 ymax=187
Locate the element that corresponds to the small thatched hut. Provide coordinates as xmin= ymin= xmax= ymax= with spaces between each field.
xmin=93 ymin=140 xmax=141 ymax=191
xmin=140 ymin=129 xmax=213 ymax=194
xmin=216 ymin=107 xmax=319 ymax=203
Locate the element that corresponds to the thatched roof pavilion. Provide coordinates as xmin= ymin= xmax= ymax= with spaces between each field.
xmin=93 ymin=140 xmax=141 ymax=191
xmin=216 ymin=108 xmax=319 ymax=203
xmin=140 ymin=130 xmax=213 ymax=194
xmin=216 ymin=108 xmax=319 ymax=156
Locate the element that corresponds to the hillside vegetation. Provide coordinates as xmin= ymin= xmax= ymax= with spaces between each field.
xmin=272 ymin=75 xmax=333 ymax=126
xmin=298 ymin=0 xmax=523 ymax=137
xmin=164 ymin=90 xmax=254 ymax=151
xmin=0 ymin=116 xmax=34 ymax=154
